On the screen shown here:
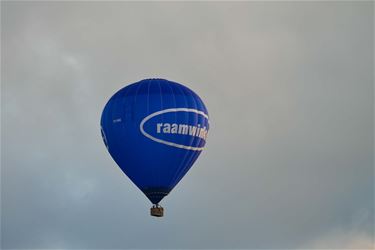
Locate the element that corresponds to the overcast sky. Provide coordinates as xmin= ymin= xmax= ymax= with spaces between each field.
xmin=1 ymin=1 xmax=374 ymax=249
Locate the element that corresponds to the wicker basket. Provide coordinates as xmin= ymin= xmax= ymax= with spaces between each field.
xmin=150 ymin=206 xmax=164 ymax=217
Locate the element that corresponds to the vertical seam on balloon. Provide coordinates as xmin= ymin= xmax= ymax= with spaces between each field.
xmin=172 ymin=88 xmax=200 ymax=187
xmin=176 ymin=89 xmax=203 ymax=187
xmin=134 ymin=80 xmax=145 ymax=114
xmin=131 ymin=81 xmax=145 ymax=187
xmin=168 ymin=82 xmax=177 ymax=108
xmin=186 ymin=91 xmax=205 ymax=172
xmin=168 ymin=83 xmax=189 ymax=188
xmin=146 ymin=79 xmax=153 ymax=188
xmin=167 ymin=82 xmax=177 ymax=134
xmin=102 ymin=83 xmax=136 ymax=175
xmin=114 ymin=83 xmax=135 ymax=157
xmin=170 ymin=84 xmax=178 ymax=147
xmin=118 ymin=83 xmax=137 ymax=127
xmin=104 ymin=97 xmax=113 ymax=137
xmin=166 ymin=81 xmax=178 ymax=188
xmin=169 ymin=85 xmax=197 ymax=187
xmin=157 ymin=80 xmax=164 ymax=188
xmin=192 ymin=92 xmax=206 ymax=149
xmin=104 ymin=87 xmax=126 ymax=150
xmin=121 ymin=84 xmax=134 ymax=126
xmin=196 ymin=98 xmax=206 ymax=148
xmin=119 ymin=84 xmax=139 ymax=179
xmin=102 ymin=102 xmax=111 ymax=150
xmin=147 ymin=79 xmax=151 ymax=115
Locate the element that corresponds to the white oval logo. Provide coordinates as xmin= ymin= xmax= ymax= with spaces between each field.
xmin=140 ymin=108 xmax=209 ymax=151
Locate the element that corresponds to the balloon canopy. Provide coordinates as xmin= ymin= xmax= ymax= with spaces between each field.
xmin=100 ymin=79 xmax=209 ymax=216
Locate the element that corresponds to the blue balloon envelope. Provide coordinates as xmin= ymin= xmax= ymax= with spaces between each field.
xmin=100 ymin=79 xmax=209 ymax=215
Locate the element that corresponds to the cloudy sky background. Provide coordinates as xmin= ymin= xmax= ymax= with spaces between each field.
xmin=1 ymin=1 xmax=374 ymax=249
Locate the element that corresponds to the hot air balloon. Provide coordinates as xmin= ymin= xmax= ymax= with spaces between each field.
xmin=100 ymin=79 xmax=209 ymax=217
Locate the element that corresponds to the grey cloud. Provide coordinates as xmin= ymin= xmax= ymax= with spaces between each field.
xmin=1 ymin=1 xmax=373 ymax=249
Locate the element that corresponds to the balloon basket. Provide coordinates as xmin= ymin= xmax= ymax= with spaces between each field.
xmin=150 ymin=204 xmax=164 ymax=217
